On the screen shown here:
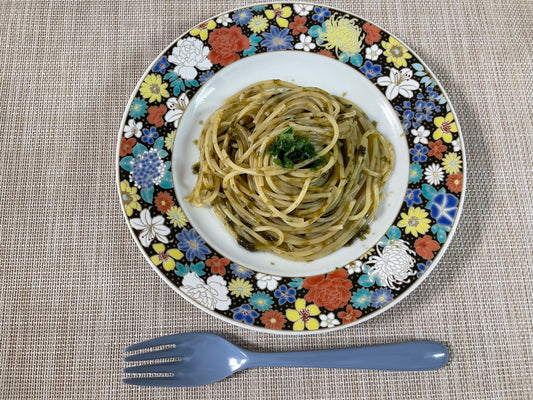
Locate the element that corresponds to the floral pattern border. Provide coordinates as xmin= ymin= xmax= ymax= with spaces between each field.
xmin=117 ymin=3 xmax=464 ymax=332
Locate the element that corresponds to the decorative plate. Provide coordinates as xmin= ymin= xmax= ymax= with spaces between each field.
xmin=117 ymin=3 xmax=465 ymax=334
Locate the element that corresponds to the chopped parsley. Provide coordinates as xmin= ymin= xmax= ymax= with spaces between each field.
xmin=267 ymin=127 xmax=326 ymax=169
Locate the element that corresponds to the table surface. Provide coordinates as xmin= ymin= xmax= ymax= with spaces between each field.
xmin=1 ymin=1 xmax=532 ymax=399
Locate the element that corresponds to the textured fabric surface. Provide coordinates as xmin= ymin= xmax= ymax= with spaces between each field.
xmin=1 ymin=0 xmax=532 ymax=399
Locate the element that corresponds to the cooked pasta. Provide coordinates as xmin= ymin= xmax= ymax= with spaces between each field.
xmin=185 ymin=80 xmax=394 ymax=261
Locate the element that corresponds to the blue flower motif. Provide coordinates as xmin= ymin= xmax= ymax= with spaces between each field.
xmin=395 ymin=100 xmax=426 ymax=130
xmin=405 ymin=188 xmax=422 ymax=207
xmin=152 ymin=56 xmax=169 ymax=74
xmin=339 ymin=52 xmax=363 ymax=67
xmin=425 ymin=86 xmax=444 ymax=109
xmin=119 ymin=139 xmax=172 ymax=202
xmin=351 ymin=288 xmax=372 ymax=309
xmin=261 ymin=26 xmax=293 ymax=51
xmin=176 ymin=228 xmax=210 ymax=261
xmin=410 ymin=143 xmax=428 ymax=163
xmin=231 ymin=304 xmax=259 ymax=324
xmin=129 ymin=149 xmax=164 ymax=190
xmin=360 ymin=61 xmax=382 ymax=79
xmin=431 ymin=223 xmax=450 ymax=243
xmin=129 ymin=98 xmax=148 ymax=118
xmin=233 ymin=8 xmax=253 ymax=26
xmin=289 ymin=278 xmax=303 ymax=290
xmin=371 ymin=288 xmax=393 ymax=308
xmin=430 ymin=193 xmax=458 ymax=227
xmin=312 ymin=6 xmax=331 ymax=22
xmin=274 ymin=284 xmax=296 ymax=305
xmin=243 ymin=33 xmax=261 ymax=56
xmin=198 ymin=71 xmax=214 ymax=85
xmin=409 ymin=163 xmax=423 ymax=184
xmin=249 ymin=292 xmax=274 ymax=312
xmin=141 ymin=126 xmax=158 ymax=145
xmin=175 ymin=262 xmax=206 ymax=277
xmin=231 ymin=264 xmax=254 ymax=279
xmin=417 ymin=260 xmax=431 ymax=278
xmin=379 ymin=226 xmax=402 ymax=247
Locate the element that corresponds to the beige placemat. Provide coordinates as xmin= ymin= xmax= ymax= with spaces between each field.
xmin=0 ymin=0 xmax=532 ymax=399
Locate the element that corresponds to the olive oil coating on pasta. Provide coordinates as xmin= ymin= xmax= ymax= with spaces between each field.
xmin=186 ymin=80 xmax=394 ymax=262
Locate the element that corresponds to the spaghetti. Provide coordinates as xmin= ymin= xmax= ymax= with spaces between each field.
xmin=185 ymin=80 xmax=394 ymax=261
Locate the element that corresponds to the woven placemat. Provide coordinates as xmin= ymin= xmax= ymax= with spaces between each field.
xmin=0 ymin=1 xmax=532 ymax=399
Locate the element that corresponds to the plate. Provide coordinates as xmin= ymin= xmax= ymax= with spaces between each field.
xmin=117 ymin=3 xmax=465 ymax=333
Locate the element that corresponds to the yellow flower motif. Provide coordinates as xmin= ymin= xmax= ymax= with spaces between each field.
xmin=397 ymin=207 xmax=431 ymax=237
xmin=150 ymin=243 xmax=184 ymax=271
xmin=265 ymin=4 xmax=292 ymax=28
xmin=382 ymin=37 xmax=412 ymax=68
xmin=318 ymin=15 xmax=363 ymax=56
xmin=120 ymin=180 xmax=141 ymax=216
xmin=442 ymin=153 xmax=462 ymax=174
xmin=165 ymin=129 xmax=176 ymax=151
xmin=190 ymin=20 xmax=216 ymax=41
xmin=139 ymin=74 xmax=169 ymax=103
xmin=248 ymin=15 xmax=269 ymax=33
xmin=166 ymin=206 xmax=188 ymax=228
xmin=433 ymin=112 xmax=458 ymax=143
xmin=228 ymin=278 xmax=253 ymax=298
xmin=286 ymin=299 xmax=320 ymax=331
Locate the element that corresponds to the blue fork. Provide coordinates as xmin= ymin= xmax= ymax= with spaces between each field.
xmin=123 ymin=332 xmax=448 ymax=387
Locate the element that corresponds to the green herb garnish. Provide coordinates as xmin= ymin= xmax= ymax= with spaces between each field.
xmin=267 ymin=127 xmax=326 ymax=169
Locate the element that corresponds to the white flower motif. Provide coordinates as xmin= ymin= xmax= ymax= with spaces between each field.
xmin=363 ymin=240 xmax=416 ymax=289
xmin=255 ymin=273 xmax=282 ymax=291
xmin=411 ymin=126 xmax=430 ymax=144
xmin=168 ymin=37 xmax=212 ymax=80
xmin=345 ymin=260 xmax=363 ymax=275
xmin=319 ymin=313 xmax=340 ymax=328
xmin=365 ymin=44 xmax=383 ymax=61
xmin=124 ymin=118 xmax=142 ymax=138
xmin=130 ymin=209 xmax=171 ymax=247
xmin=216 ymin=14 xmax=232 ymax=26
xmin=164 ymin=93 xmax=189 ymax=127
xmin=180 ymin=272 xmax=231 ymax=311
xmin=377 ymin=68 xmax=420 ymax=100
xmin=294 ymin=34 xmax=315 ymax=52
xmin=424 ymin=163 xmax=444 ymax=185
xmin=452 ymin=139 xmax=461 ymax=152
xmin=294 ymin=4 xmax=314 ymax=15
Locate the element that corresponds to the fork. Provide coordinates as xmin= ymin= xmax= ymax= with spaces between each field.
xmin=122 ymin=332 xmax=448 ymax=387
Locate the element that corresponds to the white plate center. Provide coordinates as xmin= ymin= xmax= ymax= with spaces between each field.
xmin=172 ymin=51 xmax=408 ymax=277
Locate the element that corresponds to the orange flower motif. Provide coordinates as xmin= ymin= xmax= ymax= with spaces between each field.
xmin=205 ymin=256 xmax=230 ymax=275
xmin=261 ymin=310 xmax=287 ymax=330
xmin=302 ymin=269 xmax=353 ymax=311
xmin=318 ymin=49 xmax=335 ymax=58
xmin=154 ymin=191 xmax=174 ymax=214
xmin=147 ymin=104 xmax=167 ymax=127
xmin=337 ymin=305 xmax=362 ymax=324
xmin=447 ymin=172 xmax=463 ymax=193
xmin=363 ymin=22 xmax=381 ymax=45
xmin=289 ymin=16 xmax=307 ymax=35
xmin=428 ymin=140 xmax=447 ymax=159
xmin=414 ymin=235 xmax=440 ymax=260
xmin=120 ymin=137 xmax=136 ymax=157
xmin=208 ymin=26 xmax=250 ymax=66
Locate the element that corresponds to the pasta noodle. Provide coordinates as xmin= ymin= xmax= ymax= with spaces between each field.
xmin=185 ymin=80 xmax=394 ymax=261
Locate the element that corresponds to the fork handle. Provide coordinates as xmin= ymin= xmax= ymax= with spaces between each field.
xmin=246 ymin=341 xmax=448 ymax=371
